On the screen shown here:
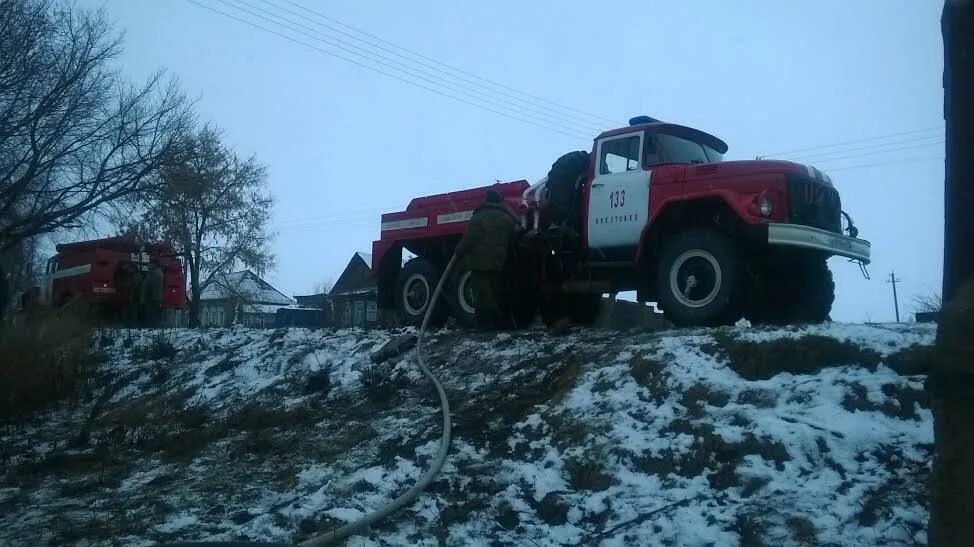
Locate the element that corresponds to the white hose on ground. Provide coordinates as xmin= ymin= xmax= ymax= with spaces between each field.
xmin=299 ymin=255 xmax=457 ymax=546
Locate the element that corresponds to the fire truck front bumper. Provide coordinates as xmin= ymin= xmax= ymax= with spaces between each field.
xmin=766 ymin=223 xmax=871 ymax=264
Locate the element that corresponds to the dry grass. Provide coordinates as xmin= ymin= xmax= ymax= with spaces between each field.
xmin=713 ymin=333 xmax=882 ymax=380
xmin=0 ymin=310 xmax=101 ymax=422
xmin=565 ymin=457 xmax=615 ymax=492
xmin=629 ymin=354 xmax=668 ymax=398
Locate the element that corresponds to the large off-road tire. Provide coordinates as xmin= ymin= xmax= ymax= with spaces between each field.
xmin=547 ymin=151 xmax=590 ymax=227
xmin=397 ymin=258 xmax=448 ymax=327
xmin=548 ymin=151 xmax=590 ymax=181
xmin=656 ymin=228 xmax=744 ymax=327
xmin=447 ymin=267 xmax=478 ymax=328
xmin=746 ymin=256 xmax=834 ymax=325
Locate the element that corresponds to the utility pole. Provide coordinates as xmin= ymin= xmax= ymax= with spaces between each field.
xmin=886 ymin=272 xmax=902 ymax=322
xmin=930 ymin=2 xmax=974 ymax=545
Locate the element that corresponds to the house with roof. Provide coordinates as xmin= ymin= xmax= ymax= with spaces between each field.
xmin=276 ymin=291 xmax=332 ymax=328
xmin=329 ymin=252 xmax=379 ymax=328
xmin=199 ymin=270 xmax=293 ymax=328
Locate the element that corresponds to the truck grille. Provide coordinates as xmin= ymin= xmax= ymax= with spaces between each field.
xmin=787 ymin=176 xmax=842 ymax=233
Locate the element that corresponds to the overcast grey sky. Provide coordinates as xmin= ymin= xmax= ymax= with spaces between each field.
xmin=82 ymin=0 xmax=944 ymax=322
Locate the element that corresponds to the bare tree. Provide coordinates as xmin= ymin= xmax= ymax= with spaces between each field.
xmin=127 ymin=127 xmax=274 ymax=327
xmin=0 ymin=0 xmax=193 ymax=253
xmin=911 ymin=291 xmax=943 ymax=315
xmin=311 ymin=278 xmax=335 ymax=295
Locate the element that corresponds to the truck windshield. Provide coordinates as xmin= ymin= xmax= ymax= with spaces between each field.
xmin=653 ymin=133 xmax=723 ymax=165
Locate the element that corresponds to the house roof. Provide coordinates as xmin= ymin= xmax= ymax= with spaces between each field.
xmin=355 ymin=252 xmax=373 ymax=270
xmin=201 ymin=270 xmax=293 ymax=305
xmin=294 ymin=293 xmax=329 ymax=299
xmin=330 ymin=287 xmax=377 ymax=297
xmin=329 ymin=253 xmax=377 ymax=296
xmin=242 ymin=303 xmax=288 ymax=315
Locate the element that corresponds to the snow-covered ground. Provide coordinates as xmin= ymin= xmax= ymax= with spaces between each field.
xmin=0 ymin=322 xmax=936 ymax=545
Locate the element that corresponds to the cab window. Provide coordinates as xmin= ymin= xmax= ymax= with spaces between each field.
xmin=599 ymin=135 xmax=641 ymax=175
xmin=644 ymin=135 xmax=662 ymax=166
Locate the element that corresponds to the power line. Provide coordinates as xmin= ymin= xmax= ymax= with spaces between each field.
xmin=212 ymin=0 xmax=591 ymax=137
xmin=273 ymin=210 xmax=394 ymax=230
xmin=276 ymin=0 xmax=621 ymax=127
xmin=760 ymin=126 xmax=943 ymax=158
xmin=178 ymin=4 xmax=946 ymax=205
xmin=261 ymin=0 xmax=616 ymax=130
xmin=823 ymin=155 xmax=943 ymax=173
xmin=781 ymin=133 xmax=946 ymax=163
xmin=276 ymin=216 xmax=378 ymax=232
xmin=803 ymin=140 xmax=945 ymax=166
xmin=186 ymin=1 xmax=946 ymax=181
xmin=220 ymin=0 xmax=602 ymax=134
xmin=182 ymin=0 xmax=591 ymax=140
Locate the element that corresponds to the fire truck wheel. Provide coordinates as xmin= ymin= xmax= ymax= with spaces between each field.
xmin=397 ymin=258 xmax=448 ymax=327
xmin=447 ymin=268 xmax=477 ymax=328
xmin=746 ymin=256 xmax=834 ymax=325
xmin=657 ymin=228 xmax=743 ymax=327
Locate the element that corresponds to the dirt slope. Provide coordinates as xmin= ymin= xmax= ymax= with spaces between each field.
xmin=0 ymin=323 xmax=935 ymax=546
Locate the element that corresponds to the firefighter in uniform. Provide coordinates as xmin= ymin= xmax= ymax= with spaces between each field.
xmin=455 ymin=189 xmax=520 ymax=330
xmin=141 ymin=262 xmax=164 ymax=327
xmin=123 ymin=263 xmax=143 ymax=325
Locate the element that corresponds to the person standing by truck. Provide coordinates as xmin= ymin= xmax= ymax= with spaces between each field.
xmin=141 ymin=262 xmax=164 ymax=327
xmin=455 ymin=189 xmax=520 ymax=330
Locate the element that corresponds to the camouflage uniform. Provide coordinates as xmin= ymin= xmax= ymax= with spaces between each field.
xmin=455 ymin=191 xmax=520 ymax=330
xmin=126 ymin=268 xmax=144 ymax=326
xmin=141 ymin=264 xmax=164 ymax=327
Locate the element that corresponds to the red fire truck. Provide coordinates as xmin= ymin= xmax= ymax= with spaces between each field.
xmin=35 ymin=236 xmax=185 ymax=320
xmin=371 ymin=116 xmax=871 ymax=327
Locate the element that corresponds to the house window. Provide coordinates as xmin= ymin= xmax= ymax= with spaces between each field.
xmin=344 ymin=301 xmax=352 ymax=327
xmin=366 ymin=301 xmax=377 ymax=322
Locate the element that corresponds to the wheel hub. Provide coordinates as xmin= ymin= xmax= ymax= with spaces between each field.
xmin=403 ymin=274 xmax=430 ymax=316
xmin=458 ymin=271 xmax=475 ymax=315
xmin=670 ymin=250 xmax=722 ymax=309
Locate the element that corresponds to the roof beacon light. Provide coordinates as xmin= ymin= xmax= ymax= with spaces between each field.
xmin=629 ymin=115 xmax=661 ymax=126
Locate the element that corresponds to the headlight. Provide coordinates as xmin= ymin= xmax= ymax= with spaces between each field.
xmin=758 ymin=194 xmax=773 ymax=217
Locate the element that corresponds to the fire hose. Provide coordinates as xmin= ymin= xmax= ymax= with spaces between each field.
xmin=162 ymin=256 xmax=457 ymax=547
xmin=299 ymin=254 xmax=457 ymax=546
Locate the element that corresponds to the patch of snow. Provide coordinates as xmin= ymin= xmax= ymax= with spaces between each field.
xmin=154 ymin=512 xmax=198 ymax=533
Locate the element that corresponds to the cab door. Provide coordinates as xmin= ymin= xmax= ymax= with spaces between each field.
xmin=587 ymin=132 xmax=650 ymax=255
